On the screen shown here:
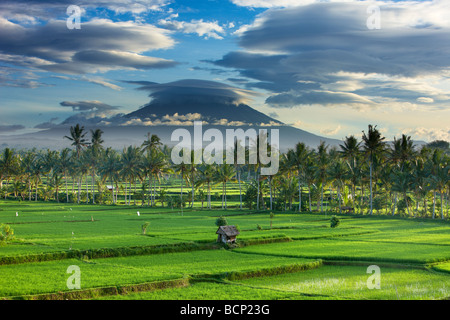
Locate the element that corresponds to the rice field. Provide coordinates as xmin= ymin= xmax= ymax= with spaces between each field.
xmin=0 ymin=200 xmax=449 ymax=300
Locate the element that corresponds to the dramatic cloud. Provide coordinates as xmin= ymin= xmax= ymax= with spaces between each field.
xmin=130 ymin=79 xmax=259 ymax=106
xmin=72 ymin=50 xmax=177 ymax=70
xmin=212 ymin=1 xmax=450 ymax=109
xmin=0 ymin=17 xmax=177 ymax=76
xmin=266 ymin=91 xmax=375 ymax=108
xmin=0 ymin=0 xmax=170 ymax=21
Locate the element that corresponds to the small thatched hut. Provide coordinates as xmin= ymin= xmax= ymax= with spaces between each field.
xmin=216 ymin=225 xmax=240 ymax=244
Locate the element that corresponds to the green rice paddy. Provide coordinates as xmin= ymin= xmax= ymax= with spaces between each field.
xmin=0 ymin=200 xmax=449 ymax=300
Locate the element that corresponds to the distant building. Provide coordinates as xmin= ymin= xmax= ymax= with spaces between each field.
xmin=216 ymin=225 xmax=240 ymax=244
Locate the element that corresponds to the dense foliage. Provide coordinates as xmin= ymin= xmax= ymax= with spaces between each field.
xmin=0 ymin=124 xmax=448 ymax=219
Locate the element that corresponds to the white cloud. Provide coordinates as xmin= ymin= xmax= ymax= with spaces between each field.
xmin=403 ymin=127 xmax=450 ymax=142
xmin=320 ymin=125 xmax=342 ymax=136
xmin=416 ymin=97 xmax=434 ymax=104
xmin=158 ymin=18 xmax=226 ymax=39
xmin=81 ymin=76 xmax=123 ymax=91
xmin=231 ymin=0 xmax=318 ymax=8
xmin=214 ymin=1 xmax=450 ymax=112
xmin=162 ymin=113 xmax=202 ymax=121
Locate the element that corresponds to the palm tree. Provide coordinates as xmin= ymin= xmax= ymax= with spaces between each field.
xmin=429 ymin=163 xmax=449 ymax=220
xmin=231 ymin=140 xmax=244 ymax=210
xmin=30 ymin=157 xmax=43 ymax=201
xmin=58 ymin=148 xmax=72 ymax=203
xmin=64 ymin=124 xmax=89 ymax=203
xmin=314 ymin=141 xmax=329 ymax=213
xmin=142 ymin=132 xmax=162 ymax=156
xmin=51 ymin=171 xmax=64 ymax=203
xmin=390 ymin=134 xmax=416 ymax=170
xmin=285 ymin=142 xmax=309 ymax=212
xmin=340 ymin=136 xmax=361 ymax=212
xmin=303 ymin=155 xmax=316 ymax=212
xmin=65 ymin=124 xmax=90 ymax=157
xmin=327 ymin=159 xmax=347 ymax=214
xmin=362 ymin=125 xmax=386 ymax=215
xmin=0 ymin=148 xmax=19 ymax=199
xmin=187 ymin=159 xmax=198 ymax=209
xmin=215 ymin=163 xmax=235 ymax=209
xmin=389 ymin=135 xmax=416 ymax=215
xmin=196 ymin=164 xmax=215 ymax=209
xmin=89 ymin=129 xmax=104 ymax=204
xmin=141 ymin=133 xmax=163 ymax=206
xmin=340 ymin=135 xmax=361 ymax=167
xmin=78 ymin=152 xmax=91 ymax=204
xmin=20 ymin=150 xmax=36 ymax=201
xmin=173 ymin=161 xmax=189 ymax=210
xmin=143 ymin=149 xmax=169 ymax=206
xmin=41 ymin=149 xmax=58 ymax=193
xmin=120 ymin=146 xmax=143 ymax=205
xmin=100 ymin=149 xmax=120 ymax=204
xmin=391 ymin=168 xmax=414 ymax=216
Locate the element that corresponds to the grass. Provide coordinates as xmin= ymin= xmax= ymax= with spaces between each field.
xmin=232 ymin=265 xmax=450 ymax=300
xmin=95 ymin=281 xmax=325 ymax=300
xmin=0 ymin=249 xmax=317 ymax=298
xmin=0 ymin=199 xmax=449 ymax=300
xmin=234 ymin=238 xmax=450 ymax=264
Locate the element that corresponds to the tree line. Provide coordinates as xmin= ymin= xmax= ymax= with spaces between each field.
xmin=0 ymin=124 xmax=448 ymax=219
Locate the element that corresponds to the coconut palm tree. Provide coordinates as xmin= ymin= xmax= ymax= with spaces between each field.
xmin=391 ymin=168 xmax=414 ymax=216
xmin=362 ymin=125 xmax=386 ymax=215
xmin=64 ymin=124 xmax=89 ymax=203
xmin=0 ymin=148 xmax=19 ymax=199
xmin=88 ymin=129 xmax=104 ymax=204
xmin=196 ymin=164 xmax=215 ymax=209
xmin=40 ymin=149 xmax=58 ymax=193
xmin=141 ymin=133 xmax=163 ymax=206
xmin=142 ymin=149 xmax=169 ymax=206
xmin=314 ymin=141 xmax=329 ymax=213
xmin=428 ymin=163 xmax=449 ymax=220
xmin=20 ymin=150 xmax=37 ymax=201
xmin=120 ymin=146 xmax=143 ymax=205
xmin=231 ymin=139 xmax=245 ymax=210
xmin=289 ymin=142 xmax=309 ymax=212
xmin=173 ymin=159 xmax=190 ymax=210
xmin=327 ymin=159 xmax=347 ymax=214
xmin=340 ymin=136 xmax=362 ymax=212
xmin=58 ymin=148 xmax=72 ymax=203
xmin=390 ymin=134 xmax=416 ymax=171
xmin=30 ymin=156 xmax=43 ymax=201
xmin=427 ymin=149 xmax=445 ymax=219
xmin=340 ymin=135 xmax=361 ymax=167
xmin=142 ymin=132 xmax=162 ymax=156
xmin=100 ymin=148 xmax=120 ymax=204
xmin=215 ymin=162 xmax=235 ymax=209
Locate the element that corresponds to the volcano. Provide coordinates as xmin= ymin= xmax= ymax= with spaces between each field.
xmin=2 ymin=79 xmax=343 ymax=150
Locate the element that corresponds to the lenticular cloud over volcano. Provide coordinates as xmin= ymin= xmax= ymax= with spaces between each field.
xmin=123 ymin=79 xmax=277 ymax=126
xmin=130 ymin=79 xmax=258 ymax=106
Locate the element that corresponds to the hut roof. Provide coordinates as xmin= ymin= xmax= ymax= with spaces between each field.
xmin=216 ymin=225 xmax=240 ymax=237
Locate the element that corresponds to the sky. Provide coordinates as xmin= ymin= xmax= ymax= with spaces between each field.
xmin=0 ymin=0 xmax=449 ymax=143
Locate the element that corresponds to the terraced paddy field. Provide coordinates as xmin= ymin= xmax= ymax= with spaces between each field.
xmin=0 ymin=200 xmax=449 ymax=300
